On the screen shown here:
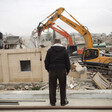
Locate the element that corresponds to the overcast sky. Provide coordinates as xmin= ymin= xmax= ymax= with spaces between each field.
xmin=0 ymin=0 xmax=112 ymax=36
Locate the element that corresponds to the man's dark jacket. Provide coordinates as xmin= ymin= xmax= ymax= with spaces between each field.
xmin=44 ymin=44 xmax=70 ymax=73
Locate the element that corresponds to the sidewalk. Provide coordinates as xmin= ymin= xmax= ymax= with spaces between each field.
xmin=0 ymin=90 xmax=112 ymax=99
xmin=0 ymin=90 xmax=112 ymax=112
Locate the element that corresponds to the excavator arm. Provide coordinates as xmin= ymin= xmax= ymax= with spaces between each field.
xmin=38 ymin=22 xmax=73 ymax=45
xmin=51 ymin=25 xmax=73 ymax=45
xmin=37 ymin=7 xmax=64 ymax=36
xmin=37 ymin=7 xmax=93 ymax=48
xmin=59 ymin=15 xmax=93 ymax=48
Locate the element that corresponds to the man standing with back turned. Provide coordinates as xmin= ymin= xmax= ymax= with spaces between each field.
xmin=44 ymin=38 xmax=70 ymax=106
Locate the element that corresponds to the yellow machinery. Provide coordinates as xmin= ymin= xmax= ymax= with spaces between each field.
xmin=37 ymin=7 xmax=112 ymax=70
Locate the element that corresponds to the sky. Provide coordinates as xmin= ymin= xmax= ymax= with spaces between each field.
xmin=0 ymin=0 xmax=112 ymax=37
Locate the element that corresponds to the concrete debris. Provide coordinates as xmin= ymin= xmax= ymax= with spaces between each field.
xmin=93 ymin=72 xmax=112 ymax=89
xmin=70 ymin=64 xmax=76 ymax=70
xmin=24 ymin=85 xmax=29 ymax=90
xmin=70 ymin=84 xmax=75 ymax=89
xmin=68 ymin=61 xmax=112 ymax=90
xmin=80 ymin=67 xmax=88 ymax=80
xmin=0 ymin=82 xmax=48 ymax=91
xmin=71 ymin=62 xmax=88 ymax=80
xmin=67 ymin=76 xmax=74 ymax=86
xmin=71 ymin=62 xmax=87 ymax=74
xmin=67 ymin=76 xmax=96 ymax=90
xmin=74 ymin=62 xmax=84 ymax=74
xmin=0 ymin=77 xmax=97 ymax=91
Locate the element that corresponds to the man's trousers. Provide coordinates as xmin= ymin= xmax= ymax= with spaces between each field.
xmin=49 ymin=69 xmax=67 ymax=105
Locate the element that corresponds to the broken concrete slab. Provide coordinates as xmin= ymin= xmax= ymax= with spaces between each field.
xmin=70 ymin=62 xmax=88 ymax=79
xmin=93 ymin=72 xmax=111 ymax=89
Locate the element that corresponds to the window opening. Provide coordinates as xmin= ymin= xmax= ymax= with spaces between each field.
xmin=20 ymin=60 xmax=31 ymax=71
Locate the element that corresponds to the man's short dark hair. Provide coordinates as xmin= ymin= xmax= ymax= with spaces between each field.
xmin=54 ymin=38 xmax=61 ymax=44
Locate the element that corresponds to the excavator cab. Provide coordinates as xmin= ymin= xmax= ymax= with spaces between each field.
xmin=84 ymin=49 xmax=99 ymax=60
xmin=67 ymin=45 xmax=77 ymax=55
xmin=82 ymin=48 xmax=100 ymax=66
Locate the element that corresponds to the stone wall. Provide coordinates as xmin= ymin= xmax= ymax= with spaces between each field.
xmin=0 ymin=48 xmax=46 ymax=83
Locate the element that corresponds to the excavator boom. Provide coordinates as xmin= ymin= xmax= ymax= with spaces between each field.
xmin=50 ymin=25 xmax=73 ymax=45
xmin=37 ymin=7 xmax=93 ymax=48
xmin=59 ymin=15 xmax=93 ymax=48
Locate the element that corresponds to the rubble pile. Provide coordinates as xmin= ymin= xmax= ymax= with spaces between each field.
xmin=67 ymin=76 xmax=97 ymax=90
xmin=0 ymin=79 xmax=97 ymax=91
xmin=0 ymin=82 xmax=48 ymax=90
xmin=70 ymin=62 xmax=112 ymax=90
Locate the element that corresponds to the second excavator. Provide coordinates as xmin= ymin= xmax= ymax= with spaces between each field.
xmin=37 ymin=22 xmax=83 ymax=55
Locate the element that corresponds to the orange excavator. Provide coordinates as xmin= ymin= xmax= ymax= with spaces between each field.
xmin=37 ymin=22 xmax=83 ymax=55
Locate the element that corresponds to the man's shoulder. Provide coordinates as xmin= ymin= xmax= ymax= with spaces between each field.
xmin=47 ymin=46 xmax=67 ymax=53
